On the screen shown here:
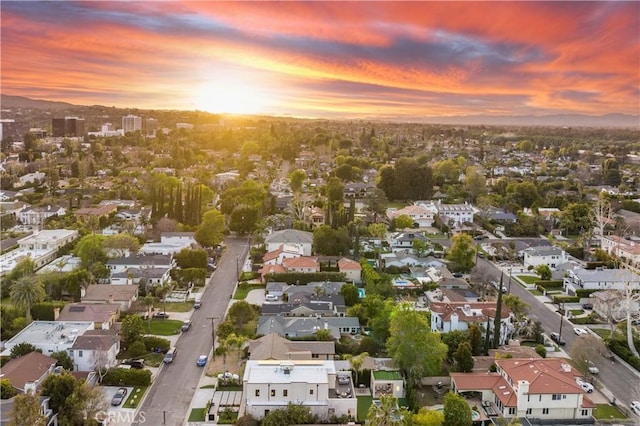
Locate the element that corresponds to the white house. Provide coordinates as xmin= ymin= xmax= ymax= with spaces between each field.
xmin=520 ymin=246 xmax=568 ymax=269
xmin=263 ymin=244 xmax=304 ymax=266
xmin=430 ymin=301 xmax=513 ymax=346
xmin=1 ymin=321 xmax=94 ymax=357
xmin=106 ymin=254 xmax=173 ymax=274
xmin=0 ymin=229 xmax=79 ymax=278
xmin=388 ymin=232 xmax=430 ymax=253
xmin=265 ymin=229 xmax=314 ymax=256
xmin=19 ymin=205 xmax=66 ymax=226
xmin=563 ymin=266 xmax=639 ymax=295
xmin=110 ymin=266 xmax=171 ymax=286
xmin=140 ymin=232 xmax=197 ymax=255
xmin=69 ymin=330 xmax=120 ymax=372
xmin=600 ymin=234 xmax=640 ymax=270
xmin=590 ymin=290 xmax=640 ymax=321
xmin=416 ymin=200 xmax=475 ymax=227
xmin=242 ymin=360 xmax=357 ymax=421
xmin=451 ymin=358 xmax=595 ymax=421
xmin=17 ymin=171 xmax=45 ymax=187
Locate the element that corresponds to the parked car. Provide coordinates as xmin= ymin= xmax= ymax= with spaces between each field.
xmin=193 ymin=300 xmax=201 ymax=309
xmin=452 ymin=272 xmax=463 ymax=278
xmin=630 ymin=400 xmax=640 ymax=415
xmin=196 ymin=355 xmax=208 ymax=367
xmin=111 ymin=387 xmax=128 ymax=406
xmin=550 ymin=332 xmax=566 ymax=346
xmin=181 ymin=320 xmax=192 ymax=332
xmin=582 ymin=303 xmax=593 ymax=310
xmin=576 ymin=379 xmax=593 ymax=393
xmin=121 ymin=359 xmax=144 ymax=369
xmin=587 ymin=361 xmax=599 ymax=375
xmin=573 ymin=327 xmax=588 ymax=336
xmin=265 ymin=294 xmax=278 ymax=301
xmin=153 ymin=311 xmax=170 ymax=319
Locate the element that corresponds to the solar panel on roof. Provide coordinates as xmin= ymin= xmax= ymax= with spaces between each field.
xmin=68 ymin=306 xmax=86 ymax=312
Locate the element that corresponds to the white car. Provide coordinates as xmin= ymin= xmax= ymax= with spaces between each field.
xmin=573 ymin=327 xmax=588 ymax=336
xmin=265 ymin=294 xmax=278 ymax=301
xmin=576 ymin=379 xmax=594 ymax=393
xmin=587 ymin=361 xmax=599 ymax=375
xmin=630 ymin=400 xmax=640 ymax=415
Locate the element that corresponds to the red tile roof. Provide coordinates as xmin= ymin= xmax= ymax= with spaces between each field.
xmin=338 ymin=257 xmax=361 ymax=270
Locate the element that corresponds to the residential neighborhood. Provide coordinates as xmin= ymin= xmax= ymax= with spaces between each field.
xmin=0 ymin=99 xmax=639 ymax=426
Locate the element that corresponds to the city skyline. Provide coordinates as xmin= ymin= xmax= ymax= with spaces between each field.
xmin=1 ymin=1 xmax=639 ymax=121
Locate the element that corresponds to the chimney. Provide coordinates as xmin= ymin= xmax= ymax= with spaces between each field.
xmin=108 ymin=294 xmax=114 ymax=304
xmin=53 ymin=307 xmax=60 ymax=321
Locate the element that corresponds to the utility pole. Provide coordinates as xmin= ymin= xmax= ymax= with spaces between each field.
xmin=207 ymin=316 xmax=219 ymax=360
xmin=508 ymin=266 xmax=513 ymax=294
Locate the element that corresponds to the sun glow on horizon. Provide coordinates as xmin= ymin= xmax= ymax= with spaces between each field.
xmin=192 ymin=75 xmax=277 ymax=115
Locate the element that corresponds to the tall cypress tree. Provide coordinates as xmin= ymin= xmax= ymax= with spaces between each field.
xmin=493 ymin=273 xmax=504 ymax=349
xmin=484 ymin=316 xmax=491 ymax=355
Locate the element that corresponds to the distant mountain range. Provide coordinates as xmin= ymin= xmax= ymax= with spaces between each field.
xmin=2 ymin=94 xmax=638 ymax=128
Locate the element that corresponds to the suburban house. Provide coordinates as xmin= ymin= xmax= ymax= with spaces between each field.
xmin=265 ymin=229 xmax=313 ymax=256
xmin=386 ymin=205 xmax=434 ymax=228
xmin=73 ymin=203 xmax=118 ymax=224
xmin=19 ymin=205 xmax=66 ymax=226
xmin=563 ymin=266 xmax=639 ymax=294
xmin=55 ymin=303 xmax=120 ymax=330
xmin=256 ymin=316 xmax=361 ymax=339
xmin=303 ymin=206 xmax=326 ymax=228
xmin=388 ymin=232 xmax=430 ymax=253
xmin=106 ymin=253 xmax=173 ymax=274
xmin=0 ymin=229 xmax=79 ymax=278
xmin=600 ymin=234 xmax=640 ymax=269
xmin=0 ymin=351 xmax=57 ymax=393
xmin=110 ymin=266 xmax=171 ymax=286
xmin=450 ymin=358 xmax=595 ymax=421
xmin=0 ymin=396 xmax=57 ymax=426
xmin=81 ymin=284 xmax=138 ymax=310
xmin=380 ymin=252 xmax=439 ymax=269
xmin=520 ymin=246 xmax=567 ymax=269
xmin=282 ymin=256 xmax=320 ymax=273
xmin=242 ymin=360 xmax=357 ymax=420
xmin=1 ymin=321 xmax=94 ymax=357
xmin=262 ymin=294 xmax=346 ymax=318
xmin=69 ymin=330 xmax=120 ymax=372
xmin=337 ymin=258 xmax=362 ymax=283
xmin=265 ymin=282 xmax=288 ymax=298
xmin=140 ymin=232 xmax=197 ymax=255
xmin=262 ymin=245 xmax=303 ymax=266
xmin=248 ymin=333 xmax=336 ymax=361
xmin=371 ymin=370 xmax=405 ymax=399
xmin=590 ymin=290 xmax=640 ymax=321
xmin=285 ymin=283 xmax=347 ymax=301
xmin=430 ymin=301 xmax=513 ymax=346
xmin=416 ymin=200 xmax=475 ymax=227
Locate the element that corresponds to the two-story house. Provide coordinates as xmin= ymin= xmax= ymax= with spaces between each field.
xmin=520 ymin=246 xmax=567 ymax=270
xmin=430 ymin=302 xmax=513 ymax=346
xmin=242 ymin=360 xmax=357 ymax=420
xmin=337 ymin=258 xmax=362 ymax=284
xmin=265 ymin=229 xmax=314 ymax=256
xmin=55 ymin=303 xmax=120 ymax=330
xmin=81 ymin=285 xmax=138 ymax=310
xmin=451 ymin=358 xmax=595 ymax=421
xmin=69 ymin=330 xmax=120 ymax=372
xmin=386 ymin=205 xmax=434 ymax=228
xmin=388 ymin=232 xmax=431 ymax=253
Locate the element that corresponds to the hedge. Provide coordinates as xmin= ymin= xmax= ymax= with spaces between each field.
xmin=608 ymin=338 xmax=640 ymax=371
xmin=534 ymin=280 xmax=563 ymax=289
xmin=264 ymin=272 xmax=346 ymax=285
xmin=31 ymin=301 xmax=66 ymax=321
xmin=143 ymin=336 xmax=170 ymax=353
xmin=102 ymin=368 xmax=152 ymax=386
xmin=569 ymin=313 xmax=599 ymax=324
xmin=552 ymin=295 xmax=580 ymax=304
xmin=575 ymin=289 xmax=600 ymax=298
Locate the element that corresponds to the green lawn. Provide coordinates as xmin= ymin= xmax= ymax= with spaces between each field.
xmin=200 ymin=384 xmax=216 ymax=389
xmin=517 ymin=275 xmax=539 ymax=284
xmin=145 ymin=319 xmax=183 ymax=335
xmin=217 ymin=410 xmax=238 ymax=424
xmin=570 ymin=309 xmax=584 ymax=316
xmin=161 ymin=301 xmax=194 ymax=312
xmin=593 ymin=404 xmax=627 ymax=420
xmin=188 ymin=408 xmax=206 ymax=422
xmin=233 ymin=284 xmax=265 ymax=300
xmin=123 ymin=386 xmax=147 ymax=409
xmin=592 ymin=328 xmax=612 ymax=339
xmin=529 ymin=289 xmax=543 ymax=296
xmin=357 ymin=396 xmax=373 ymax=422
xmin=143 ymin=353 xmax=164 ymax=367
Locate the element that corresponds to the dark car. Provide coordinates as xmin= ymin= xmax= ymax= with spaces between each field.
xmin=582 ymin=303 xmax=593 ymax=310
xmin=111 ymin=387 xmax=128 ymax=406
xmin=153 ymin=311 xmax=170 ymax=319
xmin=121 ymin=359 xmax=144 ymax=369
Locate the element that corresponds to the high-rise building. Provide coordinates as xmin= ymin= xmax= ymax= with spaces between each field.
xmin=122 ymin=114 xmax=142 ymax=133
xmin=51 ymin=117 xmax=85 ymax=137
xmin=144 ymin=118 xmax=158 ymax=135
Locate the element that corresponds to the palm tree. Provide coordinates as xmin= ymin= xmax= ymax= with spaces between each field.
xmin=350 ymin=352 xmax=369 ymax=386
xmin=10 ymin=274 xmax=46 ymax=322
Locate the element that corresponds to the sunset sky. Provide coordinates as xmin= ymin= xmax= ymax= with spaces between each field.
xmin=1 ymin=1 xmax=639 ymax=120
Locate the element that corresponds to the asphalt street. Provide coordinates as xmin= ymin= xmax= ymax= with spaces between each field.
xmin=133 ymin=236 xmax=249 ymax=426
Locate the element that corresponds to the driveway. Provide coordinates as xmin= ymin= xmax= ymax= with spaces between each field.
xmin=245 ymin=288 xmax=266 ymax=306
